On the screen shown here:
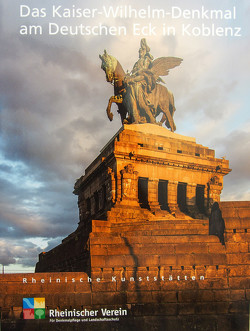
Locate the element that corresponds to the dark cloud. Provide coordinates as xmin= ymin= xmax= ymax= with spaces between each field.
xmin=0 ymin=27 xmax=121 ymax=271
xmin=0 ymin=32 xmax=119 ymax=171
xmin=0 ymin=239 xmax=39 ymax=267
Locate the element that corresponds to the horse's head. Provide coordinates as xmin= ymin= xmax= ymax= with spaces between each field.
xmin=99 ymin=50 xmax=118 ymax=83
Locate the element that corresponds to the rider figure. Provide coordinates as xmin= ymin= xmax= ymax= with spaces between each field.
xmin=132 ymin=39 xmax=153 ymax=73
xmin=129 ymin=39 xmax=155 ymax=91
xmin=124 ymin=39 xmax=156 ymax=123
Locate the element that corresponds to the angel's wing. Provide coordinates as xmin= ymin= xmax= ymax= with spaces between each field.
xmin=149 ymin=57 xmax=183 ymax=78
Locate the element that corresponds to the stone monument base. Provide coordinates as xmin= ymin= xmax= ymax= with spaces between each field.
xmin=36 ymin=124 xmax=231 ymax=273
xmin=0 ymin=122 xmax=249 ymax=330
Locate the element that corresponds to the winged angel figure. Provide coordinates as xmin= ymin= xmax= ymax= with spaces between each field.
xmin=99 ymin=39 xmax=182 ymax=131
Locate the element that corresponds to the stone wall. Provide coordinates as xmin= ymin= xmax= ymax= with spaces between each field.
xmin=1 ymin=201 xmax=249 ymax=330
xmin=0 ymin=267 xmax=249 ymax=330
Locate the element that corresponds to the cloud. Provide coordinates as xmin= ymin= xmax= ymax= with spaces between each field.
xmin=0 ymin=0 xmax=249 ymax=272
xmin=0 ymin=239 xmax=39 ymax=267
xmin=212 ymin=128 xmax=250 ymax=201
xmin=0 ymin=33 xmax=121 ymax=176
xmin=0 ymin=26 xmax=122 ymax=271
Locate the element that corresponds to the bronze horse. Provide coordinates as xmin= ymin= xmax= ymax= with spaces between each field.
xmin=99 ymin=50 xmax=178 ymax=132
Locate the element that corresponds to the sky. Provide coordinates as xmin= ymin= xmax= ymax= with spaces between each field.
xmin=0 ymin=0 xmax=249 ymax=272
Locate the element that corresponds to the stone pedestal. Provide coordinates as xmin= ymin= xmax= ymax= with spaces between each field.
xmin=73 ymin=124 xmax=231 ymax=224
xmin=36 ymin=124 xmax=231 ymax=272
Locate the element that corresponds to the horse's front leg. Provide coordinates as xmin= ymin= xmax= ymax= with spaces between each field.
xmin=162 ymin=110 xmax=176 ymax=132
xmin=106 ymin=95 xmax=123 ymax=121
xmin=157 ymin=113 xmax=165 ymax=126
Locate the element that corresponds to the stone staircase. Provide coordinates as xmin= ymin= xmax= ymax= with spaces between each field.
xmin=90 ymin=206 xmax=226 ymax=269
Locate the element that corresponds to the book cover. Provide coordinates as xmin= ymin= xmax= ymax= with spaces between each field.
xmin=0 ymin=1 xmax=249 ymax=330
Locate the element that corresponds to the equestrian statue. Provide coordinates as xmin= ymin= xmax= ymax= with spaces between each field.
xmin=99 ymin=39 xmax=182 ymax=132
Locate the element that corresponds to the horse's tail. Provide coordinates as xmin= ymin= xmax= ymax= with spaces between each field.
xmin=163 ymin=88 xmax=176 ymax=132
xmin=168 ymin=90 xmax=176 ymax=115
xmin=106 ymin=97 xmax=114 ymax=121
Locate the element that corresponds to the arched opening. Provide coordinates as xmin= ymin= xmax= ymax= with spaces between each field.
xmin=138 ymin=177 xmax=149 ymax=209
xmin=158 ymin=180 xmax=168 ymax=210
xmin=101 ymin=184 xmax=107 ymax=210
xmin=94 ymin=191 xmax=99 ymax=213
xmin=177 ymin=182 xmax=187 ymax=212
xmin=86 ymin=198 xmax=91 ymax=213
xmin=196 ymin=185 xmax=205 ymax=212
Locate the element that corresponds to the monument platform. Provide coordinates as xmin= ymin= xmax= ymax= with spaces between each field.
xmin=35 ymin=124 xmax=231 ymax=272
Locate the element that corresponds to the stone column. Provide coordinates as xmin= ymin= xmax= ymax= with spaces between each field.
xmin=120 ymin=164 xmax=140 ymax=207
xmin=90 ymin=196 xmax=95 ymax=216
xmin=107 ymin=167 xmax=116 ymax=204
xmin=186 ymin=183 xmax=198 ymax=216
xmin=116 ymin=173 xmax=122 ymax=202
xmin=148 ymin=178 xmax=161 ymax=213
xmin=167 ymin=180 xmax=178 ymax=215
xmin=204 ymin=185 xmax=209 ymax=212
